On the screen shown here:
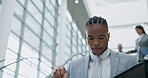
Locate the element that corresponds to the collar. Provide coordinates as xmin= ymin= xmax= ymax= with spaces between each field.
xmin=89 ymin=49 xmax=110 ymax=62
xmin=139 ymin=34 xmax=145 ymax=37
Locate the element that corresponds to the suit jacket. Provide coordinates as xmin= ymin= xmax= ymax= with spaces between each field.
xmin=67 ymin=50 xmax=137 ymax=78
xmin=128 ymin=34 xmax=148 ymax=61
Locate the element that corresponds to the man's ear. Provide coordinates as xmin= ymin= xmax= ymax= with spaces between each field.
xmin=108 ymin=32 xmax=110 ymax=41
xmin=84 ymin=34 xmax=87 ymax=43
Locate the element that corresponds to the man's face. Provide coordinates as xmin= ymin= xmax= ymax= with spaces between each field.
xmin=85 ymin=24 xmax=110 ymax=55
xmin=118 ymin=45 xmax=122 ymax=51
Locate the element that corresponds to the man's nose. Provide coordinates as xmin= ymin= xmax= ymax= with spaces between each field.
xmin=93 ymin=39 xmax=100 ymax=46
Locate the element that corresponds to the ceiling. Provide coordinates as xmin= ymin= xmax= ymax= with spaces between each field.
xmin=95 ymin=0 xmax=140 ymax=5
xmin=85 ymin=0 xmax=143 ymax=15
xmin=67 ymin=0 xmax=89 ymax=36
xmin=85 ymin=0 xmax=148 ymax=26
xmin=67 ymin=0 xmax=148 ymax=36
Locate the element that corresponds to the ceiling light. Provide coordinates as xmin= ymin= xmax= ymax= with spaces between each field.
xmin=75 ymin=0 xmax=79 ymax=4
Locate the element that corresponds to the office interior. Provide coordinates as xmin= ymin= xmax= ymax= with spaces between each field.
xmin=0 ymin=0 xmax=148 ymax=78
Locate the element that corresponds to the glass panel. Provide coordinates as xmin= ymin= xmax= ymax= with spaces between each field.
xmin=72 ymin=38 xmax=77 ymax=46
xmin=19 ymin=60 xmax=37 ymax=78
xmin=65 ymin=36 xmax=71 ymax=46
xmin=65 ymin=46 xmax=71 ymax=56
xmin=46 ymin=0 xmax=55 ymax=15
xmin=5 ymin=49 xmax=17 ymax=70
xmin=44 ymin=19 xmax=54 ymax=37
xmin=7 ymin=34 xmax=19 ymax=53
xmin=17 ymin=0 xmax=25 ymax=5
xmin=82 ymin=46 xmax=86 ymax=52
xmin=66 ymin=26 xmax=71 ymax=37
xmin=23 ymin=27 xmax=40 ymax=50
xmin=78 ymin=39 xmax=82 ymax=45
xmin=32 ymin=0 xmax=43 ymax=12
xmin=78 ymin=45 xmax=82 ymax=52
xmin=39 ymin=72 xmax=46 ymax=78
xmin=45 ymin=8 xmax=54 ymax=26
xmin=82 ymin=39 xmax=86 ymax=45
xmin=29 ymin=65 xmax=38 ymax=78
xmin=2 ymin=69 xmax=14 ymax=78
xmin=64 ymin=54 xmax=70 ymax=61
xmin=3 ymin=48 xmax=17 ymax=77
xmin=86 ymin=46 xmax=90 ymax=52
xmin=42 ymin=42 xmax=52 ymax=60
xmin=58 ymin=0 xmax=62 ymax=5
xmin=18 ymin=75 xmax=26 ymax=78
xmin=43 ymin=31 xmax=53 ymax=46
xmin=66 ymin=23 xmax=71 ymax=30
xmin=14 ymin=1 xmax=24 ymax=19
xmin=40 ymin=60 xmax=52 ymax=75
xmin=77 ymin=31 xmax=82 ymax=39
xmin=66 ymin=11 xmax=72 ymax=22
xmin=26 ymin=13 xmax=41 ymax=35
xmin=27 ymin=1 xmax=42 ymax=24
xmin=72 ymin=45 xmax=77 ymax=53
xmin=50 ymin=0 xmax=56 ymax=6
xmin=11 ymin=17 xmax=22 ymax=36
xmin=21 ymin=43 xmax=39 ymax=65
xmin=21 ymin=43 xmax=33 ymax=58
xmin=72 ymin=23 xmax=78 ymax=31
xmin=29 ymin=50 xmax=39 ymax=65
xmin=72 ymin=31 xmax=77 ymax=37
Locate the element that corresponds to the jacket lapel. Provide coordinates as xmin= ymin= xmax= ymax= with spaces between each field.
xmin=139 ymin=34 xmax=146 ymax=45
xmin=80 ymin=51 xmax=120 ymax=78
xmin=81 ymin=55 xmax=90 ymax=78
xmin=110 ymin=51 xmax=119 ymax=78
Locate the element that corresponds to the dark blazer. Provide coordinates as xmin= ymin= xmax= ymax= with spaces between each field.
xmin=67 ymin=50 xmax=138 ymax=78
xmin=128 ymin=34 xmax=148 ymax=62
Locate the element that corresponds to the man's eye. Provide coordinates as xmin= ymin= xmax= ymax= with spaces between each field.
xmin=88 ymin=37 xmax=94 ymax=40
xmin=99 ymin=37 xmax=105 ymax=39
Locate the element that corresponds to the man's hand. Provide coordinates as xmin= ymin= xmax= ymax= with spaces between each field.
xmin=125 ymin=52 xmax=129 ymax=54
xmin=53 ymin=66 xmax=67 ymax=78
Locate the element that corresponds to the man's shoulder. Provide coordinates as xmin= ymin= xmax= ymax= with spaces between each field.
xmin=111 ymin=50 xmax=136 ymax=59
xmin=71 ymin=55 xmax=89 ymax=64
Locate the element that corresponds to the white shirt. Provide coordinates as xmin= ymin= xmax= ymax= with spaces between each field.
xmin=138 ymin=34 xmax=144 ymax=42
xmin=88 ymin=49 xmax=110 ymax=78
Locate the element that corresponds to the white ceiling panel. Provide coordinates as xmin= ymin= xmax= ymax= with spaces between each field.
xmin=84 ymin=0 xmax=148 ymax=26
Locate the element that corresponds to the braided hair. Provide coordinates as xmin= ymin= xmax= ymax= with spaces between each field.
xmin=85 ymin=16 xmax=108 ymax=31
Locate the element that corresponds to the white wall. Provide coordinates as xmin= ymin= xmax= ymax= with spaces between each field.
xmin=92 ymin=0 xmax=148 ymax=27
xmin=109 ymin=24 xmax=148 ymax=52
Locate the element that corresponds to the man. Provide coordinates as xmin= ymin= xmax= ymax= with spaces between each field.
xmin=117 ymin=43 xmax=123 ymax=52
xmin=53 ymin=16 xmax=138 ymax=78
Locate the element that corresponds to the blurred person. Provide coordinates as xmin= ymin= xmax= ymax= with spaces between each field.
xmin=127 ymin=25 xmax=148 ymax=62
xmin=53 ymin=16 xmax=138 ymax=78
xmin=117 ymin=43 xmax=123 ymax=52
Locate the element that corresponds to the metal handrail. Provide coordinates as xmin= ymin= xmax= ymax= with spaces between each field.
xmin=0 ymin=57 xmax=38 ymax=71
xmin=0 ymin=59 xmax=5 ymax=63
xmin=45 ymin=53 xmax=85 ymax=78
